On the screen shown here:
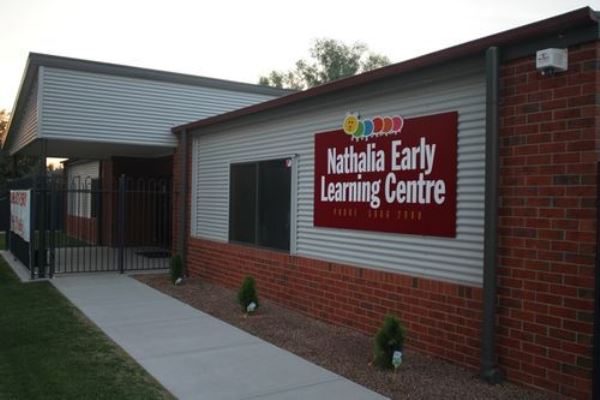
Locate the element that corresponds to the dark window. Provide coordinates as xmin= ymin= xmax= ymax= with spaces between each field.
xmin=229 ymin=159 xmax=291 ymax=251
xmin=229 ymin=163 xmax=257 ymax=244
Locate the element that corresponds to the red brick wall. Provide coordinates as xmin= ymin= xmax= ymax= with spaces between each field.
xmin=65 ymin=215 xmax=97 ymax=245
xmin=99 ymin=157 xmax=173 ymax=247
xmin=497 ymin=42 xmax=598 ymax=399
xmin=188 ymin=237 xmax=484 ymax=368
xmin=112 ymin=156 xmax=172 ymax=179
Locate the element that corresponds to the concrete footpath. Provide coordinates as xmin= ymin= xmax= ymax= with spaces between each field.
xmin=52 ymin=274 xmax=387 ymax=400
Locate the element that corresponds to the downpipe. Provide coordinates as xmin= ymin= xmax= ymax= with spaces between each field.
xmin=481 ymin=46 xmax=503 ymax=384
xmin=593 ymin=162 xmax=600 ymax=400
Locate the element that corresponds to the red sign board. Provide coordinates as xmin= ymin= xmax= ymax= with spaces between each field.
xmin=313 ymin=111 xmax=457 ymax=237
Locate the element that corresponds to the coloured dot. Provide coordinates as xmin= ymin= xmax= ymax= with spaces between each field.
xmin=392 ymin=116 xmax=403 ymax=132
xmin=373 ymin=117 xmax=383 ymax=133
xmin=342 ymin=114 xmax=359 ymax=135
xmin=363 ymin=120 xmax=374 ymax=136
xmin=353 ymin=121 xmax=365 ymax=138
xmin=382 ymin=117 xmax=393 ymax=132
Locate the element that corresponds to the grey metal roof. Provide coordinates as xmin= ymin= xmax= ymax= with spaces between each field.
xmin=26 ymin=53 xmax=295 ymax=96
xmin=2 ymin=53 xmax=294 ymax=150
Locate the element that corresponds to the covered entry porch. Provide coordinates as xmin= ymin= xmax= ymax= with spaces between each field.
xmin=6 ymin=163 xmax=174 ymax=278
xmin=2 ymin=53 xmax=289 ymax=277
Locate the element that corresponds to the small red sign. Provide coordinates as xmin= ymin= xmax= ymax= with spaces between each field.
xmin=313 ymin=111 xmax=457 ymax=237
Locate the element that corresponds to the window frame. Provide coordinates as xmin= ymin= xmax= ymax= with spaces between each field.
xmin=227 ymin=155 xmax=297 ymax=254
xmin=67 ymin=176 xmax=93 ymax=218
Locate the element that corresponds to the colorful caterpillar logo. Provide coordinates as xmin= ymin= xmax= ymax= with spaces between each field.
xmin=342 ymin=113 xmax=404 ymax=140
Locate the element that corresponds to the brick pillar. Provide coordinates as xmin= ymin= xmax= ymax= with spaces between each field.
xmin=172 ymin=131 xmax=192 ymax=258
xmin=101 ymin=160 xmax=113 ymax=246
xmin=497 ymin=41 xmax=598 ymax=399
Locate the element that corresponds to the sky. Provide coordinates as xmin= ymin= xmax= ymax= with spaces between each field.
xmin=1 ymin=0 xmax=598 ymax=112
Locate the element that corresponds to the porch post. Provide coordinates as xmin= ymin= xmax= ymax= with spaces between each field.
xmin=118 ymin=174 xmax=126 ymax=274
xmin=11 ymin=154 xmax=17 ymax=179
xmin=29 ymin=179 xmax=36 ymax=280
xmin=177 ymin=129 xmax=188 ymax=276
xmin=37 ymin=139 xmax=47 ymax=278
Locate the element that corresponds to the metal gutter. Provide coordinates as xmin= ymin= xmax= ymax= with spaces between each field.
xmin=481 ymin=46 xmax=502 ymax=383
xmin=173 ymin=6 xmax=597 ymax=134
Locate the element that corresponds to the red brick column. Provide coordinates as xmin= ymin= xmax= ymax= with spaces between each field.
xmin=172 ymin=131 xmax=192 ymax=260
xmin=497 ymin=41 xmax=598 ymax=399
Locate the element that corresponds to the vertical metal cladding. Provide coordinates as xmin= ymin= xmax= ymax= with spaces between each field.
xmin=8 ymin=80 xmax=38 ymax=154
xmin=66 ymin=160 xmax=100 ymax=218
xmin=40 ymin=67 xmax=276 ymax=147
xmin=191 ymin=58 xmax=486 ymax=286
xmin=66 ymin=160 xmax=100 ymax=181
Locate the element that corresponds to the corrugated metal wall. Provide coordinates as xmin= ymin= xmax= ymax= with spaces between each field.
xmin=66 ymin=160 xmax=100 ymax=218
xmin=40 ymin=67 xmax=276 ymax=147
xmin=191 ymin=58 xmax=486 ymax=286
xmin=8 ymin=79 xmax=38 ymax=154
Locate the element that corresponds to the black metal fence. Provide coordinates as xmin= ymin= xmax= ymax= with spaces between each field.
xmin=4 ymin=174 xmax=172 ymax=278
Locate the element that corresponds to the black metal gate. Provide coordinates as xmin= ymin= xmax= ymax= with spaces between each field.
xmin=8 ymin=174 xmax=172 ymax=278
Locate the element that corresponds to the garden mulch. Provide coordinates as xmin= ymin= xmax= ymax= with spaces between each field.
xmin=134 ymin=274 xmax=563 ymax=400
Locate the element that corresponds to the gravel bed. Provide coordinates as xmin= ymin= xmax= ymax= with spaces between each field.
xmin=134 ymin=274 xmax=562 ymax=400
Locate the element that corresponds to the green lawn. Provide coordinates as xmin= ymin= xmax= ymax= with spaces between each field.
xmin=0 ymin=259 xmax=174 ymax=399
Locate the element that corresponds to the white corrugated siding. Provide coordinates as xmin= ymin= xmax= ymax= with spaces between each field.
xmin=40 ymin=67 xmax=276 ymax=147
xmin=191 ymin=58 xmax=486 ymax=286
xmin=66 ymin=160 xmax=100 ymax=218
xmin=8 ymin=79 xmax=38 ymax=154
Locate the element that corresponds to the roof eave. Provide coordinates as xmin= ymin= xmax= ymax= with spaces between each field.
xmin=2 ymin=56 xmax=37 ymax=152
xmin=172 ymin=6 xmax=598 ymax=133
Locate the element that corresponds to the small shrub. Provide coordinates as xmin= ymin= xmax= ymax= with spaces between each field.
xmin=169 ymin=255 xmax=184 ymax=284
xmin=373 ymin=314 xmax=406 ymax=369
xmin=237 ymin=276 xmax=259 ymax=312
